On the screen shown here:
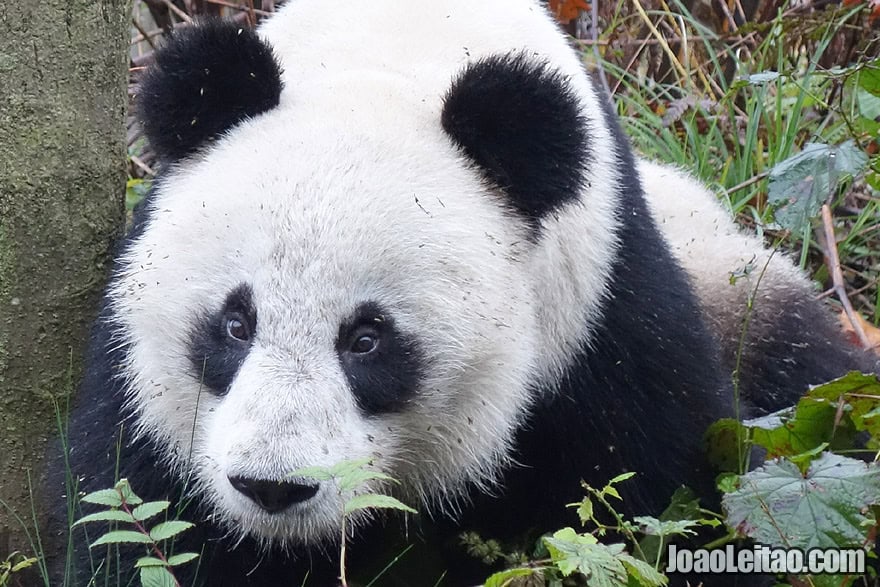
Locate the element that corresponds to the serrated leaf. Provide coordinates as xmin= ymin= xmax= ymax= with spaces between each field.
xmin=632 ymin=516 xmax=699 ymax=538
xmin=545 ymin=529 xmax=628 ymax=585
xmin=149 ymin=521 xmax=194 ymax=542
xmin=80 ymin=488 xmax=123 ymax=507
xmin=139 ymin=565 xmax=177 ymax=587
xmin=329 ymin=457 xmax=374 ymax=477
xmin=619 ymin=552 xmax=668 ymax=586
xmin=115 ymin=479 xmax=143 ymax=506
xmin=337 ymin=468 xmax=396 ymax=493
xmin=343 ymin=494 xmax=417 ymax=516
xmin=723 ymin=453 xmax=880 ymax=549
xmin=166 ymin=552 xmax=199 ymax=566
xmin=90 ymin=530 xmax=152 ymax=548
xmin=132 ymin=501 xmax=170 ymax=522
xmin=134 ymin=557 xmax=168 ymax=568
xmin=289 ymin=465 xmax=334 ymax=482
xmin=73 ymin=510 xmax=136 ymax=526
xmin=483 ymin=567 xmax=539 ymax=586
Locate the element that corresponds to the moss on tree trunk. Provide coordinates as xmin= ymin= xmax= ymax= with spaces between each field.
xmin=0 ymin=1 xmax=129 ymax=555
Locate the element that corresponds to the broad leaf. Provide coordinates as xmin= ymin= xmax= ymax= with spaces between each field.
xmin=723 ymin=453 xmax=880 ymax=549
xmin=343 ymin=494 xmax=416 ymax=516
xmin=73 ymin=510 xmax=135 ymax=526
xmin=132 ymin=501 xmax=170 ymax=522
xmin=90 ymin=530 xmax=152 ymax=548
xmin=139 ymin=565 xmax=177 ymax=587
xmin=80 ymin=489 xmax=123 ymax=508
xmin=149 ymin=521 xmax=194 ymax=542
xmin=768 ymin=141 xmax=869 ymax=233
xmin=483 ymin=567 xmax=539 ymax=586
xmin=166 ymin=552 xmax=199 ymax=567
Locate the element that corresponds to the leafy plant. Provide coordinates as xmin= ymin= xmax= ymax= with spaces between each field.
xmin=0 ymin=552 xmax=38 ymax=587
xmin=292 ymin=458 xmax=417 ymax=587
xmin=74 ymin=479 xmax=198 ymax=587
xmin=482 ymin=473 xmax=718 ymax=586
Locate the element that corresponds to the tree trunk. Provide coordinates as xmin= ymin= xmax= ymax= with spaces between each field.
xmin=0 ymin=1 xmax=129 ymax=558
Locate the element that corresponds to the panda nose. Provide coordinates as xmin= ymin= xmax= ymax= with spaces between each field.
xmin=228 ymin=476 xmax=319 ymax=513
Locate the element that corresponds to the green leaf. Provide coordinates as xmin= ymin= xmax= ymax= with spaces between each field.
xmin=80 ymin=488 xmax=123 ymax=507
xmin=166 ymin=552 xmax=199 ymax=567
xmin=608 ymin=472 xmax=636 ymax=485
xmin=328 ymin=457 xmax=374 ymax=478
xmin=337 ymin=468 xmax=396 ymax=493
xmin=134 ymin=557 xmax=168 ymax=568
xmin=73 ymin=510 xmax=136 ymax=526
xmin=575 ymin=497 xmax=593 ymax=525
xmin=90 ymin=530 xmax=152 ymax=548
xmin=483 ymin=567 xmax=539 ymax=587
xmin=545 ymin=529 xmax=630 ymax=585
xmin=139 ymin=565 xmax=177 ymax=587
xmin=149 ymin=521 xmax=194 ymax=542
xmin=289 ymin=465 xmax=334 ymax=482
xmin=768 ymin=141 xmax=869 ymax=233
xmin=618 ymin=552 xmax=668 ymax=586
xmin=858 ymin=64 xmax=880 ymax=97
xmin=704 ymin=418 xmax=749 ymax=472
xmin=115 ymin=479 xmax=143 ymax=506
xmin=723 ymin=453 xmax=880 ymax=549
xmin=807 ymin=371 xmax=880 ymax=440
xmin=632 ymin=516 xmax=699 ymax=538
xmin=343 ymin=493 xmax=417 ymax=516
xmin=132 ymin=501 xmax=170 ymax=522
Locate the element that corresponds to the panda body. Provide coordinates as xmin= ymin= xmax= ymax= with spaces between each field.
xmin=51 ymin=2 xmax=873 ymax=585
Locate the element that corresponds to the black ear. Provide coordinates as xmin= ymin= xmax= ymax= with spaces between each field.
xmin=441 ymin=53 xmax=590 ymax=223
xmin=138 ymin=19 xmax=283 ymax=163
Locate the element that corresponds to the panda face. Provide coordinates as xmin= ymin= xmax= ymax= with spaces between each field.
xmin=110 ymin=95 xmax=539 ymax=544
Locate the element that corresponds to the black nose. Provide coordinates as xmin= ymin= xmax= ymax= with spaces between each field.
xmin=228 ymin=476 xmax=319 ymax=513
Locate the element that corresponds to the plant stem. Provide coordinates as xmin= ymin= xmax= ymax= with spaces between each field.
xmin=339 ymin=513 xmax=348 ymax=587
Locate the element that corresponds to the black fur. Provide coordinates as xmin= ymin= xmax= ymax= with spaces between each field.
xmin=335 ymin=302 xmax=425 ymax=415
xmin=441 ymin=52 xmax=589 ymax=227
xmin=731 ymin=289 xmax=879 ymax=414
xmin=188 ymin=283 xmax=257 ymax=395
xmin=138 ymin=19 xmax=283 ymax=162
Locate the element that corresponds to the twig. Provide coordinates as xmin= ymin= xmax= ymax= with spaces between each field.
xmin=724 ymin=170 xmax=769 ymax=196
xmin=162 ymin=0 xmax=192 ymax=23
xmin=821 ymin=204 xmax=871 ymax=349
xmin=130 ymin=154 xmax=157 ymax=177
xmin=131 ymin=17 xmax=157 ymax=50
xmin=205 ymin=0 xmax=272 ymax=17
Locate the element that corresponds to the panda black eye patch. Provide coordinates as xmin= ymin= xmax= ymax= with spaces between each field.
xmin=188 ymin=284 xmax=257 ymax=396
xmin=335 ymin=302 xmax=424 ymax=415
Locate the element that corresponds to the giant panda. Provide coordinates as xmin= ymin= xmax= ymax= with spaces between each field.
xmin=49 ymin=1 xmax=876 ymax=586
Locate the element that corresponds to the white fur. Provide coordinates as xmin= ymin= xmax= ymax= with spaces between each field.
xmin=114 ymin=0 xmax=623 ymax=545
xmin=639 ymin=159 xmax=817 ymax=347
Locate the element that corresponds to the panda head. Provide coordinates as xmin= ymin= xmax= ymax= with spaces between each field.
xmin=117 ymin=14 xmax=607 ymax=547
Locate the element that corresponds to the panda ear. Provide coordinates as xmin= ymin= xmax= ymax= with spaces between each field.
xmin=441 ymin=53 xmax=590 ymax=223
xmin=137 ymin=19 xmax=283 ymax=163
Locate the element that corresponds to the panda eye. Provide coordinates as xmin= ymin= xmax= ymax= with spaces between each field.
xmin=349 ymin=328 xmax=380 ymax=355
xmin=226 ymin=313 xmax=251 ymax=342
